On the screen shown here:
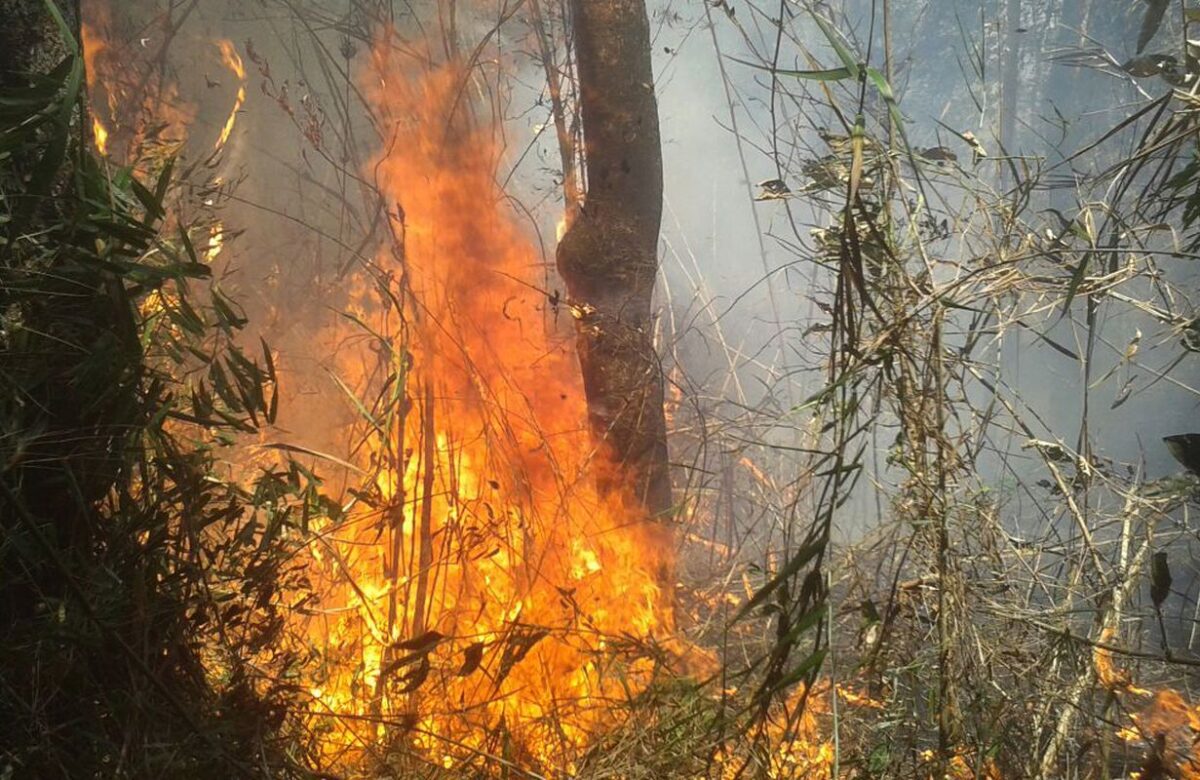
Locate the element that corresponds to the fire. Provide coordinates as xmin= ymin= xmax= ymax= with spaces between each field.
xmin=91 ymin=116 xmax=109 ymax=156
xmin=1093 ymin=626 xmax=1200 ymax=776
xmin=1122 ymin=691 xmax=1200 ymax=779
xmin=1096 ymin=626 xmax=1150 ymax=694
xmin=80 ymin=1 xmax=195 ymax=165
xmin=81 ymin=15 xmax=109 ymax=156
xmin=81 ymin=17 xmax=109 ymax=155
xmin=771 ymin=685 xmax=836 ymax=776
xmin=213 ymin=40 xmax=246 ymax=152
xmin=285 ymin=48 xmax=674 ymax=769
xmin=205 ymin=224 xmax=225 ymax=262
xmin=72 ymin=4 xmax=1200 ymax=777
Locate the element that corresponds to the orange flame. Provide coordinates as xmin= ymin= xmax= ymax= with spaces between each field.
xmin=81 ymin=18 xmax=110 ymax=156
xmin=1124 ymin=690 xmax=1200 ymax=779
xmin=205 ymin=224 xmax=225 ymax=262
xmin=80 ymin=1 xmax=195 ymax=165
xmin=286 ymin=49 xmax=674 ymax=769
xmin=1095 ymin=626 xmax=1150 ymax=695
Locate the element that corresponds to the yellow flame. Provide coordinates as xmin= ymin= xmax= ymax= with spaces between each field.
xmin=217 ymin=39 xmax=246 ymax=80
xmin=92 ymin=117 xmax=109 ymax=156
xmin=205 ymin=225 xmax=225 ymax=262
xmin=277 ymin=54 xmax=680 ymax=770
xmin=214 ymin=40 xmax=246 ymax=151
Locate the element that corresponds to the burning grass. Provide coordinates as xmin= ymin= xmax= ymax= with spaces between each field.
xmin=67 ymin=2 xmax=1200 ymax=778
xmin=282 ymin=51 xmax=682 ymax=772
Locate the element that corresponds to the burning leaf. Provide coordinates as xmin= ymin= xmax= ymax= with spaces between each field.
xmin=568 ymin=301 xmax=596 ymax=319
xmin=213 ymin=40 xmax=246 ymax=153
xmin=494 ymin=627 xmax=549 ymax=689
xmin=397 ymin=656 xmax=431 ymax=693
xmin=457 ymin=642 xmax=486 ymax=677
xmin=392 ymin=630 xmax=445 ymax=653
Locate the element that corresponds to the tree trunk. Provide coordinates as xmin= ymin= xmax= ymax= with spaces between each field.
xmin=556 ymin=0 xmax=671 ymax=518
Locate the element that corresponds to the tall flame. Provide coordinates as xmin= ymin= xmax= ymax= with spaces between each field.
xmin=288 ymin=50 xmax=673 ymax=769
xmin=214 ymin=40 xmax=246 ymax=152
xmin=80 ymin=16 xmax=109 ymax=155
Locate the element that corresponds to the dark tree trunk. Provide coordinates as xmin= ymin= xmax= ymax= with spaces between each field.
xmin=556 ymin=0 xmax=671 ymax=518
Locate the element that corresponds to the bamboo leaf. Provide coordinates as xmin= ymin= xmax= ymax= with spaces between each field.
xmin=734 ymin=536 xmax=827 ymax=622
xmin=42 ymin=0 xmax=79 ymax=53
xmin=326 ymin=369 xmax=385 ymax=436
xmin=849 ymin=113 xmax=866 ymax=201
xmin=130 ymin=177 xmax=166 ymax=222
xmin=810 ymin=13 xmax=860 ymax=78
xmin=727 ymin=56 xmax=853 ymax=81
xmin=258 ymin=443 xmax=367 ymax=475
xmin=764 ymin=648 xmax=828 ymax=697
xmin=866 ymin=66 xmax=909 ymax=147
xmin=1138 ymin=0 xmax=1168 ymax=54
xmin=780 ymin=604 xmax=827 ymax=647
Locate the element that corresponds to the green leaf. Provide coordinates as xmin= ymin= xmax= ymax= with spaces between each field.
xmin=780 ymin=604 xmax=827 ymax=647
xmin=794 ymin=370 xmax=856 ymax=413
xmin=180 ymin=224 xmax=200 ymax=264
xmin=209 ymin=360 xmax=244 ymax=413
xmin=327 ymin=369 xmax=385 ymax=436
xmin=130 ymin=177 xmax=166 ymax=222
xmin=734 ymin=536 xmax=827 ymax=622
xmin=728 ymin=56 xmax=853 ymax=81
xmin=811 ymin=13 xmax=860 ymax=78
xmin=211 ymin=288 xmax=248 ymax=330
xmin=866 ymin=66 xmax=909 ymax=146
xmin=260 ymin=338 xmax=278 ymax=424
xmin=1062 ymin=256 xmax=1089 ymax=314
xmin=849 ymin=113 xmax=866 ymax=200
xmin=27 ymin=57 xmax=81 ymax=202
xmin=765 ymin=648 xmax=829 ymax=697
xmin=42 ymin=0 xmax=80 ymax=54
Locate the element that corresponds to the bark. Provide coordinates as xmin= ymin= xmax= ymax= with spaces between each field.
xmin=556 ymin=0 xmax=671 ymax=517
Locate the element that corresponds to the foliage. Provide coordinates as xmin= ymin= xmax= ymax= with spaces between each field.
xmin=0 ymin=15 xmax=319 ymax=778
xmin=704 ymin=1 xmax=1200 ymax=776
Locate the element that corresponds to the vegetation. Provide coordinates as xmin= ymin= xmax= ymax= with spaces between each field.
xmin=0 ymin=8 xmax=316 ymax=776
xmin=3 ymin=0 xmax=1200 ymax=778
